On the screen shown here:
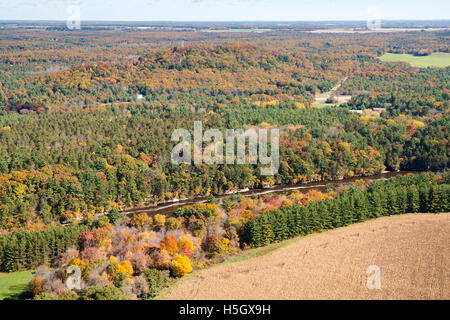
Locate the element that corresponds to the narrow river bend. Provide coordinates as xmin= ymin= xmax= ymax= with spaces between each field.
xmin=122 ymin=171 xmax=416 ymax=217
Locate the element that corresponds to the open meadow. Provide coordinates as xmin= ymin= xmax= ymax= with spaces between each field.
xmin=0 ymin=271 xmax=34 ymax=300
xmin=380 ymin=52 xmax=450 ymax=68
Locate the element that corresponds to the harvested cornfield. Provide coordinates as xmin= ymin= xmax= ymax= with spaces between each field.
xmin=164 ymin=213 xmax=450 ymax=300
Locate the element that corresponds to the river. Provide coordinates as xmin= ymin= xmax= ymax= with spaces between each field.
xmin=122 ymin=171 xmax=416 ymax=217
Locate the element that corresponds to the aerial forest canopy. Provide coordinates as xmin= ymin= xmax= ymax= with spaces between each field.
xmin=0 ymin=19 xmax=448 ymax=302
xmin=0 ymin=23 xmax=448 ymax=232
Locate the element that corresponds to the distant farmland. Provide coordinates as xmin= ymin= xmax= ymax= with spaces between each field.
xmin=201 ymin=28 xmax=272 ymax=33
xmin=164 ymin=213 xmax=450 ymax=300
xmin=380 ymin=52 xmax=450 ymax=68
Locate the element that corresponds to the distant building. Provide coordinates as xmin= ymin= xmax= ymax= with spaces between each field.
xmin=137 ymin=94 xmax=143 ymax=101
xmin=372 ymin=108 xmax=386 ymax=112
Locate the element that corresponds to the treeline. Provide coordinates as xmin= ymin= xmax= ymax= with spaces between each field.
xmin=243 ymin=174 xmax=450 ymax=247
xmin=0 ymin=225 xmax=89 ymax=272
xmin=401 ymin=115 xmax=450 ymax=171
xmin=340 ymin=60 xmax=449 ymax=116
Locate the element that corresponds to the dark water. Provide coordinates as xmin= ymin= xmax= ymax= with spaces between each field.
xmin=122 ymin=171 xmax=415 ymax=217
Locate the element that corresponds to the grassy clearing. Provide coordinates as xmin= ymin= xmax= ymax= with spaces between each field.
xmin=0 ymin=271 xmax=34 ymax=300
xmin=380 ymin=52 xmax=450 ymax=68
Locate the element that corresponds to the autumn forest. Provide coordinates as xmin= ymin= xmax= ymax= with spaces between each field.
xmin=0 ymin=20 xmax=448 ymax=301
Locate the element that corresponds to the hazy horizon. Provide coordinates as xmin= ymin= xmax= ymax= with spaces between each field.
xmin=1 ymin=19 xmax=450 ymax=23
xmin=0 ymin=0 xmax=449 ymax=22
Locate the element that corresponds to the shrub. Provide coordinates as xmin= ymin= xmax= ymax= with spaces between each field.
xmin=173 ymin=204 xmax=220 ymax=221
xmin=106 ymin=259 xmax=133 ymax=287
xmin=80 ymin=247 xmax=102 ymax=260
xmin=28 ymin=277 xmax=44 ymax=296
xmin=131 ymin=274 xmax=149 ymax=298
xmin=204 ymin=234 xmax=224 ymax=257
xmin=178 ymin=236 xmax=194 ymax=252
xmin=96 ymin=216 xmax=111 ymax=228
xmin=165 ymin=217 xmax=181 ymax=231
xmin=170 ymin=255 xmax=192 ymax=277
xmin=161 ymin=235 xmax=178 ymax=255
xmin=153 ymin=214 xmax=166 ymax=229
xmin=78 ymin=285 xmax=127 ymax=300
xmin=143 ymin=268 xmax=170 ymax=298
xmin=78 ymin=231 xmax=96 ymax=250
xmin=152 ymin=249 xmax=171 ymax=270
xmin=34 ymin=291 xmax=78 ymax=300
xmin=116 ymin=260 xmax=134 ymax=276
xmin=129 ymin=213 xmax=152 ymax=229
xmin=222 ymin=198 xmax=233 ymax=213
xmin=178 ymin=236 xmax=195 ymax=258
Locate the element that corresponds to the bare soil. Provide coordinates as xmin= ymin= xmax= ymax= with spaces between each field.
xmin=164 ymin=213 xmax=450 ymax=300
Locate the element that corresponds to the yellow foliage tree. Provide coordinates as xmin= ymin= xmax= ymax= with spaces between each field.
xmin=282 ymin=199 xmax=293 ymax=207
xmin=171 ymin=255 xmax=192 ymax=277
xmin=116 ymin=260 xmax=134 ymax=276
xmin=178 ymin=235 xmax=194 ymax=252
xmin=153 ymin=214 xmax=166 ymax=228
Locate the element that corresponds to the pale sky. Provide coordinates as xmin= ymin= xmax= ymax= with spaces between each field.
xmin=0 ymin=0 xmax=449 ymax=21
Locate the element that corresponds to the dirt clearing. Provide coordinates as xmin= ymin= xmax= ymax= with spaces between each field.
xmin=164 ymin=213 xmax=449 ymax=300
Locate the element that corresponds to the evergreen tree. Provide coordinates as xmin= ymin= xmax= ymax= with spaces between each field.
xmin=260 ymin=215 xmax=274 ymax=246
xmin=406 ymin=186 xmax=420 ymax=213
xmin=429 ymin=186 xmax=442 ymax=213
xmin=107 ymin=208 xmax=121 ymax=225
xmin=4 ymin=243 xmax=17 ymax=272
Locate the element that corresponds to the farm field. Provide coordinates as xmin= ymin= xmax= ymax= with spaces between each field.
xmin=0 ymin=271 xmax=34 ymax=300
xmin=309 ymin=27 xmax=449 ymax=33
xmin=202 ymin=28 xmax=272 ymax=33
xmin=380 ymin=52 xmax=450 ymax=68
xmin=163 ymin=213 xmax=450 ymax=300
